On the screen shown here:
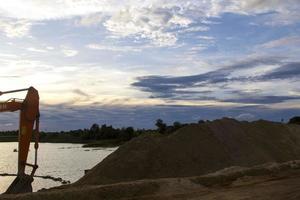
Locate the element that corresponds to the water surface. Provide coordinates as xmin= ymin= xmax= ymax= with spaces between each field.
xmin=0 ymin=142 xmax=116 ymax=193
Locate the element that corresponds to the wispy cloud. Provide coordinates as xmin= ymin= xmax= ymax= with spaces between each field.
xmin=86 ymin=44 xmax=142 ymax=52
xmin=259 ymin=36 xmax=300 ymax=49
xmin=74 ymin=13 xmax=105 ymax=27
xmin=26 ymin=47 xmax=48 ymax=53
xmin=132 ymin=56 xmax=300 ymax=104
xmin=61 ymin=46 xmax=78 ymax=57
xmin=72 ymin=89 xmax=90 ymax=97
xmin=0 ymin=18 xmax=32 ymax=38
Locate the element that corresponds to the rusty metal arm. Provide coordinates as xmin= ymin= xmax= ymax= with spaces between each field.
xmin=0 ymin=88 xmax=30 ymax=96
xmin=1 ymin=87 xmax=40 ymax=194
xmin=0 ymin=100 xmax=23 ymax=112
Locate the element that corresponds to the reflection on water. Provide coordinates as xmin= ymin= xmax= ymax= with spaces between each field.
xmin=0 ymin=142 xmax=116 ymax=193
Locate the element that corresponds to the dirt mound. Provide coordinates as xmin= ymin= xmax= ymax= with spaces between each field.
xmin=76 ymin=118 xmax=300 ymax=186
xmin=1 ymin=160 xmax=300 ymax=200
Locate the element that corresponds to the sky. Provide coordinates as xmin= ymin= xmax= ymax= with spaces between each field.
xmin=0 ymin=0 xmax=299 ymax=131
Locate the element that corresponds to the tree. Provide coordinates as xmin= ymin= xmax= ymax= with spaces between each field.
xmin=155 ymin=119 xmax=167 ymax=134
xmin=173 ymin=121 xmax=181 ymax=129
xmin=122 ymin=127 xmax=135 ymax=141
xmin=198 ymin=120 xmax=205 ymax=124
xmin=288 ymin=116 xmax=300 ymax=125
xmin=90 ymin=123 xmax=100 ymax=139
xmin=100 ymin=125 xmax=118 ymax=139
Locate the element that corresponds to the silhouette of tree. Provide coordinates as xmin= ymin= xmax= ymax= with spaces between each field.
xmin=173 ymin=121 xmax=181 ymax=129
xmin=122 ymin=127 xmax=135 ymax=141
xmin=90 ymin=123 xmax=100 ymax=139
xmin=198 ymin=120 xmax=205 ymax=124
xmin=0 ymin=118 xmax=194 ymax=143
xmin=288 ymin=116 xmax=300 ymax=125
xmin=155 ymin=119 xmax=167 ymax=134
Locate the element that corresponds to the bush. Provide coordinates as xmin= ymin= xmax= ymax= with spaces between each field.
xmin=288 ymin=116 xmax=300 ymax=125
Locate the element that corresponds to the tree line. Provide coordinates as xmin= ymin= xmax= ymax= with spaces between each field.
xmin=0 ymin=116 xmax=299 ymax=143
xmin=0 ymin=119 xmax=188 ymax=143
xmin=40 ymin=119 xmax=188 ymax=142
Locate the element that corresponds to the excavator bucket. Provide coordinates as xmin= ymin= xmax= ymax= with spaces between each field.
xmin=4 ymin=175 xmax=33 ymax=194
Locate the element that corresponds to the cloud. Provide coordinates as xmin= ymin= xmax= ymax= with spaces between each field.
xmin=229 ymin=0 xmax=300 ymax=26
xmin=103 ymin=6 xmax=184 ymax=46
xmin=133 ymin=56 xmax=283 ymax=91
xmin=0 ymin=0 xmax=298 ymax=42
xmin=132 ymin=56 xmax=300 ymax=104
xmin=86 ymin=43 xmax=142 ymax=52
xmin=26 ymin=47 xmax=48 ymax=53
xmin=61 ymin=46 xmax=78 ymax=57
xmin=265 ymin=9 xmax=300 ymax=26
xmin=259 ymin=36 xmax=300 ymax=49
xmin=0 ymin=18 xmax=32 ymax=38
xmin=0 ymin=0 xmax=109 ymax=20
xmin=0 ymin=76 xmax=20 ymax=79
xmin=178 ymin=26 xmax=210 ymax=33
xmin=225 ymin=95 xmax=300 ymax=104
xmin=231 ymin=0 xmax=290 ymax=12
xmin=0 ymin=53 xmax=18 ymax=58
xmin=196 ymin=35 xmax=215 ymax=40
xmin=46 ymin=46 xmax=55 ymax=50
xmin=72 ymin=89 xmax=90 ymax=97
xmin=74 ymin=13 xmax=105 ymax=27
xmin=259 ymin=62 xmax=300 ymax=80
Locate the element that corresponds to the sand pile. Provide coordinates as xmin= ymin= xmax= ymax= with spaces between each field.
xmin=1 ymin=160 xmax=300 ymax=200
xmin=76 ymin=118 xmax=300 ymax=185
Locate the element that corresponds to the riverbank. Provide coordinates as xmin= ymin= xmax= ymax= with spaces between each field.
xmin=82 ymin=139 xmax=125 ymax=148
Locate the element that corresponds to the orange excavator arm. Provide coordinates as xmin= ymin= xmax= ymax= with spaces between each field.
xmin=0 ymin=87 xmax=40 ymax=194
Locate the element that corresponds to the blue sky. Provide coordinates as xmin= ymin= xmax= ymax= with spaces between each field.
xmin=0 ymin=0 xmax=299 ymax=131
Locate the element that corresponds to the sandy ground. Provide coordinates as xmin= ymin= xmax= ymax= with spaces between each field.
xmin=77 ymin=119 xmax=300 ymax=186
xmin=0 ymin=161 xmax=299 ymax=200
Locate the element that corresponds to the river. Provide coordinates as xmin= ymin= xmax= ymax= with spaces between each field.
xmin=0 ymin=142 xmax=117 ymax=193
